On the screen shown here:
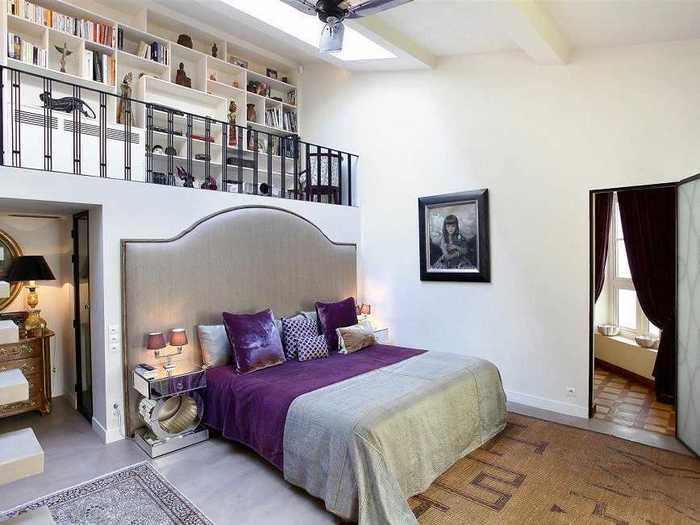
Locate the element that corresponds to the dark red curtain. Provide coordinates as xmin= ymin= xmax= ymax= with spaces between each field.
xmin=594 ymin=192 xmax=614 ymax=301
xmin=617 ymin=187 xmax=677 ymax=403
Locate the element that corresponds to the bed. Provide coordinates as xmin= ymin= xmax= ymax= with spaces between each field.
xmin=121 ymin=206 xmax=506 ymax=525
xmin=204 ymin=344 xmax=506 ymax=524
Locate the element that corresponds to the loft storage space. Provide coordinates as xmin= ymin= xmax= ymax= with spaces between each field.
xmin=4 ymin=0 xmax=299 ymax=135
xmin=0 ymin=0 xmax=340 ymax=202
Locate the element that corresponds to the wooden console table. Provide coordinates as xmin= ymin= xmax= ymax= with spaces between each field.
xmin=0 ymin=330 xmax=54 ymax=418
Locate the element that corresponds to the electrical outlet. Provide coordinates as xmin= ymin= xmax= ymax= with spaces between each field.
xmin=566 ymin=387 xmax=576 ymax=397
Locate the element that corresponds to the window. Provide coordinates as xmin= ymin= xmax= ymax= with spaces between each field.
xmin=608 ymin=194 xmax=660 ymax=339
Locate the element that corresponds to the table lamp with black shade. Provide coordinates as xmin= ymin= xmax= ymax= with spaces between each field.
xmin=7 ymin=255 xmax=56 ymax=334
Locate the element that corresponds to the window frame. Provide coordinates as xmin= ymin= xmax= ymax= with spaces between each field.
xmin=607 ymin=193 xmax=657 ymax=339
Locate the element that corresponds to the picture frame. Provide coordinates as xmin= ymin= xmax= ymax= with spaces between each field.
xmin=266 ymin=68 xmax=278 ymax=80
xmin=418 ymin=189 xmax=490 ymax=282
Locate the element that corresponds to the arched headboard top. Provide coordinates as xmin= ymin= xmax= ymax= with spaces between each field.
xmin=122 ymin=205 xmax=357 ymax=433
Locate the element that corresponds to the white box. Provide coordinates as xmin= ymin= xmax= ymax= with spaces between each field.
xmin=0 ymin=320 xmax=19 ymax=344
xmin=0 ymin=428 xmax=44 ymax=486
xmin=0 ymin=368 xmax=29 ymax=404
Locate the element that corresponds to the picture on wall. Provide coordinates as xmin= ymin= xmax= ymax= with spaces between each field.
xmin=418 ymin=189 xmax=490 ymax=282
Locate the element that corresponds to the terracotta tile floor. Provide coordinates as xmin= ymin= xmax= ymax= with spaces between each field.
xmin=593 ymin=367 xmax=676 ymax=436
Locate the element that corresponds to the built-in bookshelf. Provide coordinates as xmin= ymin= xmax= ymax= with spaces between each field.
xmin=2 ymin=0 xmax=301 ymax=138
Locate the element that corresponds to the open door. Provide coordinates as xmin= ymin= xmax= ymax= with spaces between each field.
xmin=677 ymin=174 xmax=699 ymax=456
xmin=73 ymin=211 xmax=92 ymax=422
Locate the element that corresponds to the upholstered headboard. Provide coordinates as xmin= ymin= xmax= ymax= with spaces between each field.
xmin=121 ymin=205 xmax=357 ymax=435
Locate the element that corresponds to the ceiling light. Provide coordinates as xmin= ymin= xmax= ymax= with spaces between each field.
xmin=222 ymin=0 xmax=396 ymax=61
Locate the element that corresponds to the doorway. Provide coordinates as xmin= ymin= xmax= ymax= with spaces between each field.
xmin=589 ymin=178 xmax=699 ymax=456
xmin=73 ymin=211 xmax=92 ymax=422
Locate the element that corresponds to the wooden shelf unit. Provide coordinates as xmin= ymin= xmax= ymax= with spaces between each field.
xmin=2 ymin=0 xmax=301 ymax=134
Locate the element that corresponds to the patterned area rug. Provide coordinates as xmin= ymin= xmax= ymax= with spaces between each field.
xmin=0 ymin=462 xmax=211 ymax=525
xmin=410 ymin=413 xmax=700 ymax=524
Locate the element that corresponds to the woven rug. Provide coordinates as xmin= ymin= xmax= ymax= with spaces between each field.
xmin=409 ymin=413 xmax=700 ymax=524
xmin=0 ymin=462 xmax=211 ymax=525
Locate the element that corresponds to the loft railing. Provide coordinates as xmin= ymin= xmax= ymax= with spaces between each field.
xmin=0 ymin=65 xmax=357 ymax=206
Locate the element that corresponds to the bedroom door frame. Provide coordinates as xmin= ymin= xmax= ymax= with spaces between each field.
xmin=587 ymin=181 xmax=677 ymax=419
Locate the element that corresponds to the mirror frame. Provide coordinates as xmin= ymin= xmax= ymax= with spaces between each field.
xmin=0 ymin=229 xmax=23 ymax=311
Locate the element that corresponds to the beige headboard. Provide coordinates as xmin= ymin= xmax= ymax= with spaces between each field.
xmin=121 ymin=205 xmax=357 ymax=435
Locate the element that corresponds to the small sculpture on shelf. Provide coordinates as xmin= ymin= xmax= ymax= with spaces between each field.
xmin=201 ymin=175 xmax=217 ymax=191
xmin=228 ymin=100 xmax=238 ymax=146
xmin=117 ymin=73 xmax=134 ymax=126
xmin=175 ymin=63 xmax=192 ymax=88
xmin=176 ymin=166 xmax=194 ymax=188
xmin=177 ymin=34 xmax=193 ymax=48
xmin=54 ymin=42 xmax=72 ymax=73
xmin=246 ymin=103 xmax=257 ymax=123
xmin=210 ymin=73 xmax=217 ymax=81
xmin=212 ymin=43 xmax=218 ymax=58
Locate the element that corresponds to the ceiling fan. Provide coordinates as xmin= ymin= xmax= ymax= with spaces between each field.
xmin=281 ymin=0 xmax=412 ymax=53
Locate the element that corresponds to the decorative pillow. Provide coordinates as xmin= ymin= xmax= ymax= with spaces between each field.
xmin=337 ymin=324 xmax=376 ymax=354
xmin=197 ymin=325 xmax=231 ymax=367
xmin=296 ymin=334 xmax=329 ymax=361
xmin=316 ymin=297 xmax=359 ymax=351
xmin=301 ymin=310 xmax=318 ymax=326
xmin=281 ymin=315 xmax=317 ymax=359
xmin=222 ymin=309 xmax=285 ymax=374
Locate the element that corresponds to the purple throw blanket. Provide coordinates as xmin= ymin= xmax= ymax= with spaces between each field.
xmin=204 ymin=344 xmax=425 ymax=470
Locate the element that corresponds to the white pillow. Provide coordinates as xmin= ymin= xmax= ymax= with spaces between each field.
xmin=197 ymin=325 xmax=231 ymax=367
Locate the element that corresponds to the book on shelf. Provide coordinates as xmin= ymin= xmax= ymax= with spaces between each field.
xmin=283 ymin=111 xmax=297 ymax=133
xmin=265 ymin=107 xmax=282 ymax=129
xmin=11 ymin=0 xmax=116 ymax=48
xmin=84 ymin=50 xmax=115 ymax=85
xmin=7 ymin=32 xmax=47 ymax=67
xmin=132 ymin=39 xmax=168 ymax=65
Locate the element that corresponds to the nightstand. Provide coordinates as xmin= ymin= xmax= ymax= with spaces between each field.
xmin=133 ymin=365 xmax=208 ymax=458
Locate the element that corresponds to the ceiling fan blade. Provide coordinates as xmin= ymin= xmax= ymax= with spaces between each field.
xmin=346 ymin=0 xmax=412 ymax=18
xmin=279 ymin=0 xmax=318 ymax=16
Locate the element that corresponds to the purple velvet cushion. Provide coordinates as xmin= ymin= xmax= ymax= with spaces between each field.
xmin=222 ymin=309 xmax=285 ymax=374
xmin=315 ymin=297 xmax=358 ymax=352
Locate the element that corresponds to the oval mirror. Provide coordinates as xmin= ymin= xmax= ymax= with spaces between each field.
xmin=0 ymin=229 xmax=23 ymax=311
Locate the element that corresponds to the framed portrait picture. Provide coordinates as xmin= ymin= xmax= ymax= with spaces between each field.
xmin=418 ymin=189 xmax=490 ymax=282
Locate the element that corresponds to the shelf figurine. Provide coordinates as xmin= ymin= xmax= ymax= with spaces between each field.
xmin=212 ymin=43 xmax=218 ymax=58
xmin=117 ymin=73 xmax=134 ymax=126
xmin=175 ymin=63 xmax=192 ymax=88
xmin=54 ymin=42 xmax=72 ymax=73
xmin=228 ymin=100 xmax=238 ymax=146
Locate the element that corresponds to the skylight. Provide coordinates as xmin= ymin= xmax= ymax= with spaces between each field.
xmin=223 ymin=0 xmax=396 ymax=61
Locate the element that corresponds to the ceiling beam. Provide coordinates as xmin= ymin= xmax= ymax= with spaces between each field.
xmin=492 ymin=1 xmax=570 ymax=65
xmin=349 ymin=16 xmax=437 ymax=69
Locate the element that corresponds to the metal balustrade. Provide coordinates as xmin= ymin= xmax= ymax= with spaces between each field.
xmin=0 ymin=65 xmax=357 ymax=206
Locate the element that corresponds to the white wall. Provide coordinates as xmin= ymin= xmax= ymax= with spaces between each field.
xmin=0 ymin=215 xmax=74 ymax=401
xmin=0 ymin=170 xmax=360 ymax=441
xmin=301 ymin=40 xmax=700 ymax=417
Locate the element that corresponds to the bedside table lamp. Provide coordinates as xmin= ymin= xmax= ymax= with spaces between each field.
xmin=147 ymin=331 xmax=166 ymax=360
xmin=153 ymin=328 xmax=187 ymax=371
xmin=7 ymin=256 xmax=56 ymax=334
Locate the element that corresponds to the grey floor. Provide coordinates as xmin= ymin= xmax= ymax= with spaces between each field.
xmin=0 ymin=397 xmax=336 ymax=524
xmin=1 ymin=397 xmax=692 ymax=524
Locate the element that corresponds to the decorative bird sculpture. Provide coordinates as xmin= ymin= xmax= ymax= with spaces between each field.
xmin=54 ymin=42 xmax=72 ymax=73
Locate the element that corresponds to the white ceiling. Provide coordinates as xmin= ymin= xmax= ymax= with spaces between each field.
xmin=375 ymin=0 xmax=700 ymax=58
xmin=544 ymin=0 xmax=700 ymax=50
xmin=112 ymin=0 xmax=700 ymax=70
xmin=374 ymin=1 xmax=517 ymax=57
